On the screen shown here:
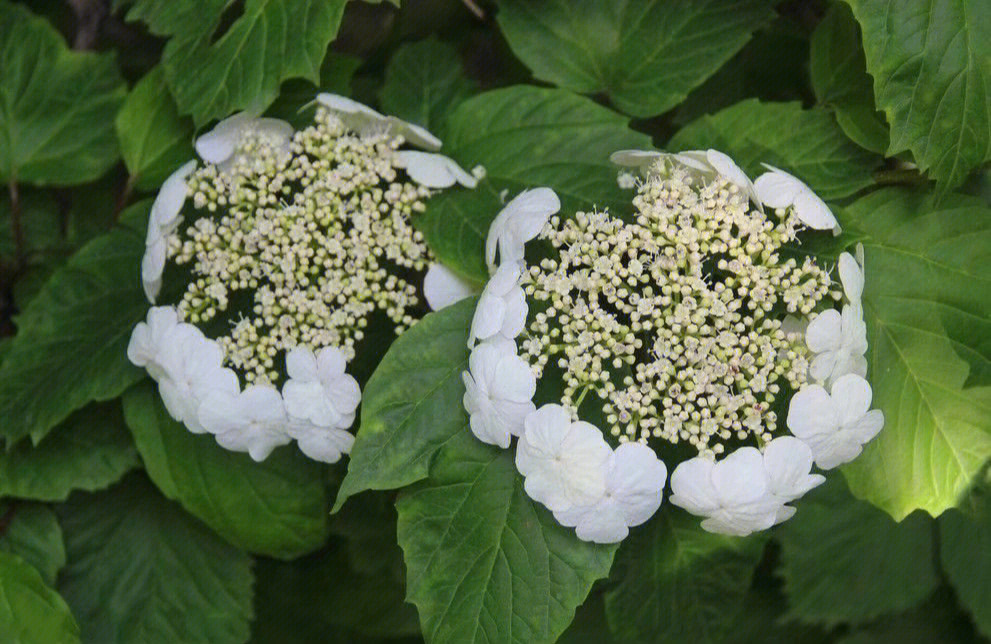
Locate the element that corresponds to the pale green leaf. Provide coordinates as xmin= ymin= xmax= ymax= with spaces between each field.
xmin=668 ymin=99 xmax=882 ymax=200
xmin=0 ymin=504 xmax=65 ymax=586
xmin=939 ymin=486 xmax=991 ymax=637
xmin=122 ymin=382 xmax=329 ymax=559
xmin=396 ymin=433 xmax=615 ymax=644
xmin=0 ymin=551 xmax=79 ymax=644
xmin=58 ymin=475 xmax=253 ymax=643
xmin=843 ymin=0 xmax=991 ymax=190
xmin=0 ymin=1 xmax=125 ymax=185
xmin=496 ymin=0 xmax=777 ymax=118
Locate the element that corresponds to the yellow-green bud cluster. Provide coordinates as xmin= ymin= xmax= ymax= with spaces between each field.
xmin=520 ymin=163 xmax=831 ymax=456
xmin=167 ymin=107 xmax=432 ymax=384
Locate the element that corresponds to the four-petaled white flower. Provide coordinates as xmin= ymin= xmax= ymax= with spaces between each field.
xmin=316 ymin=93 xmax=442 ymax=150
xmin=423 ymin=263 xmax=478 ymax=311
xmin=156 ymin=327 xmax=239 ymax=434
xmin=393 ymin=150 xmax=477 ymax=189
xmin=787 ymin=374 xmax=884 ymax=469
xmin=462 ymin=337 xmax=536 ymax=448
xmin=806 ymin=305 xmax=868 ymax=384
xmin=199 ymin=385 xmax=292 ymax=461
xmin=515 ymin=404 xmax=612 ymax=513
xmin=753 ymin=164 xmax=839 ymax=231
xmin=553 ymin=441 xmax=667 ymax=543
xmin=127 ymin=306 xmax=181 ymax=380
xmin=485 ymin=188 xmax=561 ymax=272
xmin=142 ymin=160 xmax=197 ymax=302
xmin=468 ymin=261 xmax=527 ymax=346
xmin=194 ymin=111 xmax=293 ymax=168
xmin=282 ymin=346 xmax=361 ymax=430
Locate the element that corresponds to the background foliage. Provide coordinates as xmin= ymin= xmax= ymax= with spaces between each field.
xmin=0 ymin=0 xmax=988 ymax=642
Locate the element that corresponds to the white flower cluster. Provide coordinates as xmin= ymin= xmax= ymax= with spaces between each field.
xmin=131 ymin=96 xmax=475 ymax=462
xmin=462 ymin=151 xmax=884 ymax=542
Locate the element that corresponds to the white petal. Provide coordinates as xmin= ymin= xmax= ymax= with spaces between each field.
xmin=762 ymin=436 xmax=824 ymax=501
xmin=141 ymin=237 xmax=166 ymax=303
xmin=283 ymin=380 xmax=340 ymax=427
xmin=850 ymin=409 xmax=884 ymax=444
xmin=485 ymin=188 xmax=560 ymax=271
xmin=606 ymin=442 xmax=666 ymax=527
xmin=315 ymin=346 xmax=348 ymax=382
xmin=385 ymin=116 xmax=443 ymax=151
xmin=705 ymin=149 xmax=759 ymax=205
xmin=499 ymin=287 xmax=528 ymax=339
xmin=609 ymin=149 xmax=663 ymax=167
xmin=669 ymin=458 xmax=720 ymax=515
xmin=490 ymin=353 xmax=537 ymax=403
xmin=469 ymin=291 xmax=507 ymax=345
xmin=793 ymin=189 xmax=839 ymax=230
xmin=672 ymin=150 xmax=715 ymax=173
xmin=786 ymin=385 xmax=836 ymax=439
xmin=289 ymin=420 xmax=355 ymax=463
xmin=394 ymin=151 xmax=472 ymax=188
xmin=711 ymin=447 xmax=768 ymax=505
xmin=149 ymin=160 xmax=196 ymax=232
xmin=573 ymin=501 xmax=629 ymax=543
xmin=838 ymin=252 xmax=864 ymax=302
xmin=316 ymin=93 xmax=383 ymax=119
xmin=423 ymin=263 xmax=477 ymax=310
xmin=831 ymin=374 xmax=873 ymax=425
xmin=198 ymin=390 xmax=241 ymax=436
xmin=285 ymin=346 xmax=319 ymax=382
xmin=806 ymin=309 xmax=843 ymax=352
xmin=753 ymin=166 xmax=804 ymax=209
xmin=324 ymin=373 xmax=361 ymax=417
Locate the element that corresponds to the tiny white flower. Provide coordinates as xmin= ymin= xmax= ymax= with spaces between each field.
xmin=668 ymin=447 xmax=781 ymax=536
xmin=761 ymin=436 xmax=826 ymax=523
xmin=142 ymin=161 xmax=197 ymax=302
xmin=315 ymin=93 xmax=442 ymax=150
xmin=837 ymin=251 xmax=864 ymax=304
xmin=468 ymin=261 xmax=527 ymax=346
xmin=516 ymin=404 xmax=612 ymax=513
xmin=127 ymin=306 xmax=180 ymax=380
xmin=787 ymin=374 xmax=884 ymax=469
xmin=616 ymin=171 xmax=637 ymax=189
xmin=484 ymin=188 xmax=561 ymax=272
xmin=753 ymin=164 xmax=839 ymax=231
xmin=195 ymin=112 xmax=293 ymax=166
xmin=471 ymin=165 xmax=487 ymax=181
xmin=157 ymin=329 xmax=239 ymax=434
xmin=553 ymin=441 xmax=667 ymax=543
xmin=806 ymin=306 xmax=868 ymax=383
xmin=199 ymin=385 xmax=292 ymax=461
xmin=287 ymin=419 xmax=356 ymax=464
xmin=282 ymin=346 xmax=361 ymax=429
xmin=462 ymin=337 xmax=536 ymax=448
xmin=393 ymin=150 xmax=476 ymax=188
xmin=423 ymin=263 xmax=478 ymax=311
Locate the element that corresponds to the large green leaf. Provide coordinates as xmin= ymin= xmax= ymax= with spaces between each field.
xmin=0 ymin=551 xmax=79 ymax=644
xmin=123 ymin=0 xmax=348 ymax=125
xmin=809 ymin=4 xmax=889 ymax=154
xmin=602 ymin=510 xmax=767 ymax=642
xmin=0 ymin=504 xmax=64 ymax=586
xmin=335 ymin=298 xmax=474 ymax=509
xmin=115 ymin=67 xmax=195 ymax=191
xmin=495 ymin=0 xmax=777 ymax=118
xmin=939 ymin=485 xmax=991 ymax=638
xmin=0 ymin=1 xmax=125 ymax=185
xmin=776 ymin=478 xmax=938 ymax=625
xmin=58 ymin=475 xmax=253 ymax=643
xmin=380 ymin=38 xmax=475 ymax=140
xmin=0 ymin=202 xmax=150 ymax=446
xmin=122 ymin=382 xmax=329 ymax=559
xmin=838 ymin=588 xmax=981 ymax=644
xmin=0 ymin=402 xmax=139 ymax=501
xmin=668 ymin=99 xmax=881 ymax=200
xmin=416 ymin=86 xmax=651 ymax=282
xmin=843 ymin=0 xmax=991 ymax=191
xmin=838 ymin=188 xmax=991 ymax=519
xmin=396 ymin=433 xmax=615 ymax=644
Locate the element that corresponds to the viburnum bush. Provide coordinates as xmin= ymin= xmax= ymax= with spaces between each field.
xmin=0 ymin=1 xmax=988 ymax=643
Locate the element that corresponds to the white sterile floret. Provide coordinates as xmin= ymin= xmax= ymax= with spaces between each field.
xmin=787 ymin=374 xmax=884 ymax=469
xmin=156 ymin=329 xmax=239 ymax=434
xmin=423 ymin=263 xmax=478 ymax=311
xmin=753 ymin=164 xmax=839 ymax=231
xmin=468 ymin=261 xmax=527 ymax=346
xmin=761 ymin=436 xmax=826 ymax=523
xmin=127 ymin=306 xmax=180 ymax=380
xmin=553 ymin=441 xmax=666 ymax=543
xmin=199 ymin=385 xmax=292 ymax=461
xmin=142 ymin=160 xmax=197 ymax=302
xmin=315 ymin=93 xmax=442 ymax=150
xmin=485 ymin=188 xmax=561 ymax=272
xmin=282 ymin=346 xmax=361 ymax=429
xmin=393 ymin=150 xmax=477 ymax=189
xmin=194 ymin=112 xmax=293 ymax=166
xmin=462 ymin=337 xmax=536 ymax=448
xmin=516 ymin=404 xmax=612 ymax=513
xmin=806 ymin=306 xmax=868 ymax=384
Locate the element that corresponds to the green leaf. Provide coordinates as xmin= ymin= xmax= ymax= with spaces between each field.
xmin=837 ymin=188 xmax=991 ymax=519
xmin=602 ymin=510 xmax=767 ymax=642
xmin=335 ymin=297 xmax=474 ymax=509
xmin=115 ymin=67 xmax=195 ymax=191
xmin=838 ymin=588 xmax=981 ymax=644
xmin=843 ymin=0 xmax=991 ymax=191
xmin=939 ymin=486 xmax=991 ymax=637
xmin=809 ymin=4 xmax=889 ymax=154
xmin=122 ymin=381 xmax=329 ymax=559
xmin=0 ymin=551 xmax=79 ymax=644
xmin=776 ymin=477 xmax=938 ymax=625
xmin=0 ymin=1 xmax=125 ymax=185
xmin=495 ymin=0 xmax=777 ymax=118
xmin=668 ymin=99 xmax=881 ymax=200
xmin=0 ymin=189 xmax=63 ymax=265
xmin=124 ymin=0 xmax=348 ymax=125
xmin=58 ymin=474 xmax=253 ymax=643
xmin=0 ymin=402 xmax=138 ymax=501
xmin=0 ymin=504 xmax=65 ymax=586
xmin=380 ymin=38 xmax=475 ymax=139
xmin=396 ymin=433 xmax=615 ymax=644
xmin=265 ymin=52 xmax=361 ymax=128
xmin=417 ymin=86 xmax=651 ymax=282
xmin=0 ymin=201 xmax=150 ymax=446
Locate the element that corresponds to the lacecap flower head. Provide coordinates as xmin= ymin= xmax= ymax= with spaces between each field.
xmin=129 ymin=96 xmax=476 ymax=463
xmin=462 ymin=149 xmax=883 ymax=543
